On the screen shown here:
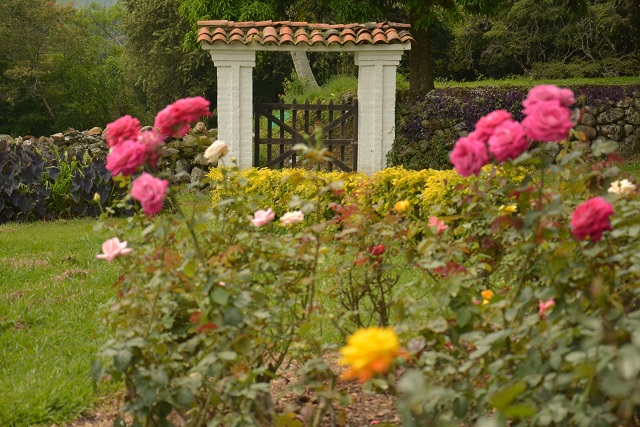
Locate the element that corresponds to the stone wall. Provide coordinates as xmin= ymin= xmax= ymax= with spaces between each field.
xmin=0 ymin=122 xmax=217 ymax=184
xmin=576 ymin=97 xmax=640 ymax=156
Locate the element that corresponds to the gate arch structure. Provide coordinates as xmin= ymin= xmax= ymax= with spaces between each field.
xmin=198 ymin=21 xmax=412 ymax=174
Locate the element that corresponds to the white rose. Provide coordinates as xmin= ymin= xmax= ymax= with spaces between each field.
xmin=608 ymin=179 xmax=636 ymax=196
xmin=280 ymin=211 xmax=304 ymax=225
xmin=204 ymin=140 xmax=229 ymax=164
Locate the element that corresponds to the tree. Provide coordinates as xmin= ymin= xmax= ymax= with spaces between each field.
xmin=0 ymin=0 xmax=142 ymax=135
xmin=446 ymin=0 xmax=639 ymax=80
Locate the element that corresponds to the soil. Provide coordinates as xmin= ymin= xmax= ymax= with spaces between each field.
xmin=62 ymin=354 xmax=400 ymax=427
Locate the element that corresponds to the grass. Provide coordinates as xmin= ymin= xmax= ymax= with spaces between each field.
xmin=281 ymin=75 xmax=639 ymax=105
xmin=0 ymin=219 xmax=119 ymax=426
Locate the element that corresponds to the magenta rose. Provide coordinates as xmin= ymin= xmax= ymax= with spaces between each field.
xmin=522 ymin=100 xmax=573 ymax=142
xmin=106 ymin=139 xmax=147 ymax=176
xmin=131 ymin=172 xmax=169 ymax=215
xmin=488 ymin=119 xmax=529 ymax=162
xmin=570 ymin=197 xmax=614 ymax=242
xmin=449 ymin=132 xmax=489 ymax=177
xmin=104 ymin=115 xmax=141 ymax=148
xmin=474 ymin=110 xmax=512 ymax=141
xmin=523 ymin=85 xmax=575 ymax=113
xmin=154 ymin=97 xmax=212 ymax=138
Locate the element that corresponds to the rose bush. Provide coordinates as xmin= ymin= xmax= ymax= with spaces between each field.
xmin=93 ymin=84 xmax=640 ymax=427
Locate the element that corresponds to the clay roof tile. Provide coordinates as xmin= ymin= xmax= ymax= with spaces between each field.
xmin=385 ymin=28 xmax=400 ymax=42
xmin=196 ymin=33 xmax=211 ymax=43
xmin=372 ymin=32 xmax=387 ymax=43
xmin=356 ymin=32 xmax=372 ymax=44
xmin=197 ymin=20 xmax=412 ymax=46
xmin=279 ymin=34 xmax=295 ymax=44
xmin=211 ymin=33 xmax=228 ymax=44
xmin=262 ymin=26 xmax=278 ymax=38
xmin=327 ymin=34 xmax=341 ymax=45
xmin=197 ymin=19 xmax=228 ymax=26
xmin=341 ymin=33 xmax=356 ymax=44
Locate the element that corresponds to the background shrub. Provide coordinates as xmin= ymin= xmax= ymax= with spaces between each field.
xmin=0 ymin=142 xmax=123 ymax=223
xmin=389 ymin=84 xmax=640 ymax=170
xmin=207 ymin=166 xmax=525 ymax=224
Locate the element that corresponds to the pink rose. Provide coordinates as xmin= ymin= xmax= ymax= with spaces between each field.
xmin=104 ymin=115 xmax=141 ymax=148
xmin=474 ymin=110 xmax=512 ymax=141
xmin=96 ymin=237 xmax=133 ymax=262
xmin=523 ymin=85 xmax=575 ymax=113
xmin=428 ymin=216 xmax=448 ymax=234
xmin=538 ymin=298 xmax=555 ymax=320
xmin=131 ymin=172 xmax=169 ymax=215
xmin=488 ymin=119 xmax=529 ymax=162
xmin=251 ymin=208 xmax=275 ymax=227
xmin=449 ymin=132 xmax=489 ymax=177
xmin=106 ymin=139 xmax=147 ymax=176
xmin=570 ymin=197 xmax=614 ymax=242
xmin=522 ymin=100 xmax=573 ymax=142
xmin=154 ymin=97 xmax=212 ymax=138
xmin=280 ymin=211 xmax=304 ymax=225
xmin=138 ymin=130 xmax=163 ymax=166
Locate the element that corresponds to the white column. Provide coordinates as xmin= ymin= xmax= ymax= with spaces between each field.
xmin=355 ymin=51 xmax=404 ymax=175
xmin=209 ymin=50 xmax=256 ymax=169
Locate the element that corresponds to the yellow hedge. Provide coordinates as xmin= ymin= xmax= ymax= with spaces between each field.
xmin=207 ymin=166 xmax=525 ymax=218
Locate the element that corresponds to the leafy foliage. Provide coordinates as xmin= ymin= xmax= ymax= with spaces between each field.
xmin=0 ymin=143 xmax=123 ymax=223
xmin=445 ymin=0 xmax=640 ymax=81
xmin=0 ymin=0 xmax=142 ymax=135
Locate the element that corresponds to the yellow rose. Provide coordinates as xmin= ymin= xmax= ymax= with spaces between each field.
xmin=481 ymin=289 xmax=495 ymax=305
xmin=339 ymin=327 xmax=404 ymax=382
xmin=394 ymin=200 xmax=410 ymax=213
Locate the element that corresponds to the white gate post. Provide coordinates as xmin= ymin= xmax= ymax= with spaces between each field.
xmin=208 ymin=50 xmax=256 ymax=168
xmin=355 ymin=50 xmax=404 ymax=175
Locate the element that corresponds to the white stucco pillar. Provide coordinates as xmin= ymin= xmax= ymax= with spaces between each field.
xmin=209 ymin=50 xmax=256 ymax=169
xmin=355 ymin=50 xmax=404 ymax=175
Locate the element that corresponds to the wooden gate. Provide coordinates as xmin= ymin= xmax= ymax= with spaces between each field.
xmin=254 ymin=99 xmax=358 ymax=172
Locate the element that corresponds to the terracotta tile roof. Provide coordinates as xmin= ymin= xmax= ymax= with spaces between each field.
xmin=197 ymin=21 xmax=413 ymax=47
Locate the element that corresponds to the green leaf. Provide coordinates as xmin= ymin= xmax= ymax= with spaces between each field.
xmin=114 ymin=349 xmax=132 ymax=371
xmin=456 ymin=307 xmax=472 ymax=327
xmin=218 ymin=351 xmax=237 ymax=361
xmin=503 ymin=404 xmax=536 ymax=419
xmin=490 ymin=382 xmax=526 ymax=410
xmin=591 ymin=138 xmax=619 ymax=156
xmin=617 ymin=344 xmax=640 ymax=380
xmin=211 ymin=287 xmax=229 ymax=305
xmin=426 ymin=317 xmax=448 ymax=333
xmin=453 ymin=396 xmax=469 ymax=418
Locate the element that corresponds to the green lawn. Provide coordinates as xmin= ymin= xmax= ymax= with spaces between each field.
xmin=0 ymin=219 xmax=119 ymax=426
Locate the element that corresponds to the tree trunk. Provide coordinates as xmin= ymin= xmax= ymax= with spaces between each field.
xmin=290 ymin=50 xmax=319 ymax=91
xmin=409 ymin=13 xmax=435 ymax=96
